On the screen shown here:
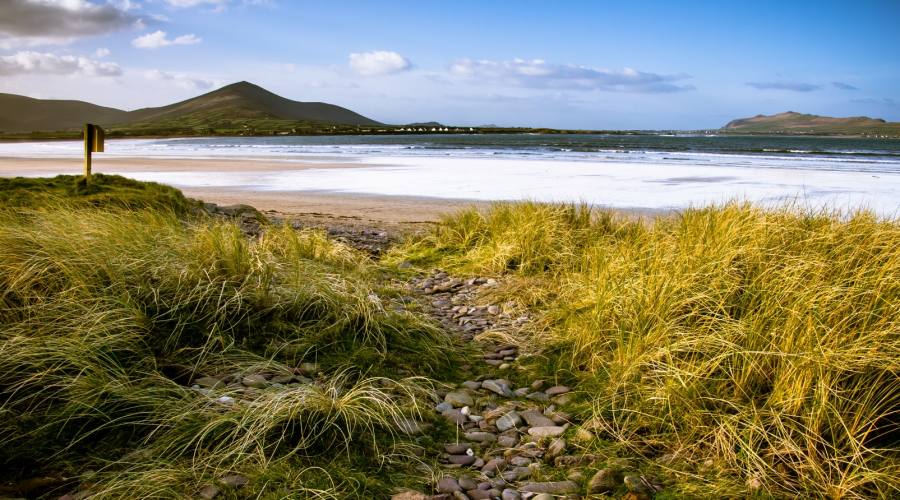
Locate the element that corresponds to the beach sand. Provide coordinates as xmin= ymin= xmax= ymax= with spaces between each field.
xmin=0 ymin=156 xmax=493 ymax=229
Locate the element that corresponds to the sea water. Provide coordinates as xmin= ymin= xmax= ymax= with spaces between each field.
xmin=2 ymin=134 xmax=898 ymax=216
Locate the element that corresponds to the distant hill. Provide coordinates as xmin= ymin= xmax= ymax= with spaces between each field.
xmin=722 ymin=111 xmax=900 ymax=136
xmin=125 ymin=81 xmax=381 ymax=128
xmin=0 ymin=82 xmax=381 ymax=135
xmin=0 ymin=93 xmax=130 ymax=133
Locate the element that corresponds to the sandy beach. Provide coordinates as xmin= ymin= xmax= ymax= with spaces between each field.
xmin=0 ymin=156 xmax=494 ymax=226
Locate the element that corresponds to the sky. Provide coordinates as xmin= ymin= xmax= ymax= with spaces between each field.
xmin=1 ymin=0 xmax=899 ymax=129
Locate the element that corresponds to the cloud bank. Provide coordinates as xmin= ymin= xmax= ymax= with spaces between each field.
xmin=349 ymin=50 xmax=411 ymax=76
xmin=0 ymin=51 xmax=121 ymax=77
xmin=0 ymin=0 xmax=137 ymax=48
xmin=832 ymin=81 xmax=858 ymax=90
xmin=746 ymin=81 xmax=821 ymax=92
xmin=449 ymin=58 xmax=693 ymax=93
xmin=144 ymin=69 xmax=214 ymax=89
xmin=132 ymin=30 xmax=201 ymax=49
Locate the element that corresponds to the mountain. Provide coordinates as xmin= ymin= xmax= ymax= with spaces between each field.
xmin=722 ymin=111 xmax=900 ymax=136
xmin=0 ymin=82 xmax=381 ymax=135
xmin=0 ymin=93 xmax=130 ymax=133
xmin=125 ymin=81 xmax=381 ymax=127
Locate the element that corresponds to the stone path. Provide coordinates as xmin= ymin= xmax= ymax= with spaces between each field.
xmin=396 ymin=270 xmax=664 ymax=500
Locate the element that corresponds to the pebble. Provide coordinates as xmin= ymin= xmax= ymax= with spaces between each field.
xmin=194 ymin=376 xmax=224 ymax=389
xmin=527 ymin=426 xmax=566 ymax=438
xmin=501 ymin=489 xmax=521 ymax=500
xmin=448 ymin=454 xmax=477 ymax=466
xmin=546 ymin=438 xmax=566 ymax=458
xmin=435 ymin=402 xmax=454 ymax=412
xmin=519 ymin=410 xmax=556 ymax=428
xmin=458 ymin=476 xmax=478 ymax=490
xmin=241 ymin=375 xmax=268 ymax=389
xmin=461 ymin=380 xmax=482 ymax=391
xmin=482 ymin=458 xmax=507 ymax=475
xmin=464 ymin=431 xmax=497 ymax=443
xmin=442 ymin=409 xmax=468 ymax=426
xmin=220 ymin=475 xmax=249 ymax=488
xmin=445 ymin=390 xmax=475 ymax=407
xmin=501 ymin=467 xmax=532 ymax=482
xmin=588 ymin=467 xmax=622 ymax=494
xmin=495 ymin=411 xmax=522 ymax=431
xmin=482 ymin=379 xmax=514 ymax=397
xmin=520 ymin=481 xmax=579 ymax=494
xmin=445 ymin=443 xmax=473 ymax=454
xmin=544 ymin=385 xmax=570 ymax=396
xmin=437 ymin=477 xmax=462 ymax=493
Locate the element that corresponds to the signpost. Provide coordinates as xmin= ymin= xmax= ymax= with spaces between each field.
xmin=83 ymin=123 xmax=105 ymax=185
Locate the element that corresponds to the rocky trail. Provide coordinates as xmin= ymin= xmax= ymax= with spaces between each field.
xmin=392 ymin=270 xmax=664 ymax=500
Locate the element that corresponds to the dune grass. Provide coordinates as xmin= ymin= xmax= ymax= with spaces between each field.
xmin=0 ymin=199 xmax=452 ymax=498
xmin=392 ymin=201 xmax=900 ymax=498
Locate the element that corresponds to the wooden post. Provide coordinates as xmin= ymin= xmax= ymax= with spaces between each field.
xmin=83 ymin=123 xmax=93 ymax=185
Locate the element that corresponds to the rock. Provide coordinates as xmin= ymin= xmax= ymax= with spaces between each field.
xmin=220 ymin=475 xmax=249 ymax=488
xmin=435 ymin=402 xmax=454 ymax=412
xmin=482 ymin=379 xmax=514 ymax=397
xmin=624 ymin=475 xmax=660 ymax=496
xmin=464 ymin=431 xmax=497 ymax=443
xmin=520 ymin=481 xmax=579 ymax=494
xmin=215 ymin=395 xmax=235 ymax=405
xmin=198 ymin=485 xmax=220 ymax=499
xmin=442 ymin=409 xmax=468 ymax=426
xmin=497 ymin=434 xmax=518 ymax=448
xmin=546 ymin=438 xmax=566 ymax=458
xmin=513 ymin=388 xmax=530 ymax=397
xmin=552 ymin=393 xmax=574 ymax=405
xmin=452 ymin=491 xmax=469 ymax=500
xmin=588 ymin=467 xmax=623 ymax=494
xmin=544 ymin=385 xmax=570 ymax=396
xmin=445 ymin=443 xmax=473 ymax=454
xmin=482 ymin=458 xmax=507 ymax=475
xmin=554 ymin=454 xmax=603 ymax=466
xmin=241 ymin=375 xmax=268 ymax=389
xmin=437 ymin=477 xmax=462 ymax=493
xmin=445 ymin=390 xmax=475 ymax=407
xmin=487 ymin=305 xmax=500 ymax=315
xmin=530 ymin=380 xmax=546 ymax=390
xmin=270 ymin=374 xmax=295 ymax=385
xmin=532 ymin=495 xmax=553 ymax=500
xmin=499 ymin=363 xmax=511 ymax=370
xmin=567 ymin=470 xmax=584 ymax=482
xmin=448 ymin=454 xmax=477 ymax=466
xmin=398 ymin=261 xmax=413 ymax=269
xmin=194 ymin=376 xmax=224 ymax=389
xmin=461 ymin=380 xmax=482 ymax=391
xmin=519 ymin=410 xmax=555 ymax=428
xmin=526 ymin=392 xmax=550 ymax=402
xmin=527 ymin=426 xmax=565 ymax=438
xmin=501 ymin=467 xmax=532 ymax=482
xmin=496 ymin=411 xmax=522 ymax=431
xmin=458 ymin=475 xmax=478 ymax=491
xmin=508 ymin=456 xmax=532 ymax=466
xmin=501 ymin=489 xmax=521 ymax=500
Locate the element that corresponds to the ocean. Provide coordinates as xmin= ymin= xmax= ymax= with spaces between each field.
xmin=2 ymin=134 xmax=899 ymax=215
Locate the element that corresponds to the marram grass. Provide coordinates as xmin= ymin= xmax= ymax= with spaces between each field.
xmin=393 ymin=201 xmax=900 ymax=498
xmin=0 ymin=206 xmax=450 ymax=497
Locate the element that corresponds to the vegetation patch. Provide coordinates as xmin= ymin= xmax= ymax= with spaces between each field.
xmin=391 ymin=201 xmax=900 ymax=498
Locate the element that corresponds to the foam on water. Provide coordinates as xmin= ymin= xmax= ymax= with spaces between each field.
xmin=2 ymin=136 xmax=898 ymax=216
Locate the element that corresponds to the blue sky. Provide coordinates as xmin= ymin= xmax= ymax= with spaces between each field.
xmin=1 ymin=0 xmax=898 ymax=129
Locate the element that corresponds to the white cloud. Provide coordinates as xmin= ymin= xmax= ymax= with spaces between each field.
xmin=449 ymin=58 xmax=693 ymax=93
xmin=94 ymin=47 xmax=111 ymax=57
xmin=0 ymin=51 xmax=122 ymax=77
xmin=0 ymin=0 xmax=138 ymax=48
xmin=144 ymin=69 xmax=214 ymax=90
xmin=132 ymin=30 xmax=201 ymax=49
xmin=349 ymin=50 xmax=411 ymax=76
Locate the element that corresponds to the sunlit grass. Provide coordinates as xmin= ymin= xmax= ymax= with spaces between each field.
xmin=392 ymin=200 xmax=900 ymax=498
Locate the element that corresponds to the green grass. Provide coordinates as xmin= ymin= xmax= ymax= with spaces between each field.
xmin=0 ymin=174 xmax=200 ymax=215
xmin=390 ymin=201 xmax=900 ymax=498
xmin=0 ymin=180 xmax=454 ymax=498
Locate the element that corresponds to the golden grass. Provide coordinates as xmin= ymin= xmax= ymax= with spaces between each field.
xmin=392 ymin=201 xmax=900 ymax=498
